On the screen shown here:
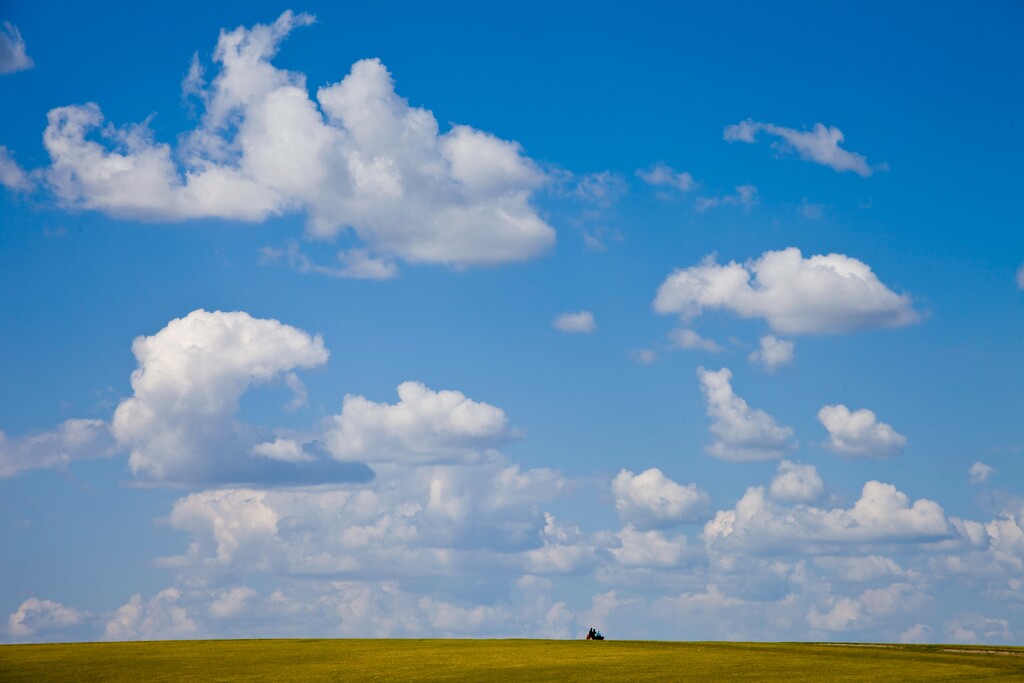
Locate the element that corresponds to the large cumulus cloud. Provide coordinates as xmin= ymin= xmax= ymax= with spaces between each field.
xmin=110 ymin=308 xmax=346 ymax=484
xmin=39 ymin=12 xmax=554 ymax=272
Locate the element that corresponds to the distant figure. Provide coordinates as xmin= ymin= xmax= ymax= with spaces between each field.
xmin=586 ymin=627 xmax=605 ymax=640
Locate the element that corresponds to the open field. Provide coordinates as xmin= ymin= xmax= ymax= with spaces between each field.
xmin=2 ymin=639 xmax=1023 ymax=682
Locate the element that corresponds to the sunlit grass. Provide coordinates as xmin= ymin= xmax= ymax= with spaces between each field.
xmin=2 ymin=639 xmax=1023 ymax=682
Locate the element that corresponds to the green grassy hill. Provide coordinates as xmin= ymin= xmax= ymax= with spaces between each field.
xmin=2 ymin=639 xmax=1023 ymax=682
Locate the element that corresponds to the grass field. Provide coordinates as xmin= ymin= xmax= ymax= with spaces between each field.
xmin=2 ymin=639 xmax=1023 ymax=681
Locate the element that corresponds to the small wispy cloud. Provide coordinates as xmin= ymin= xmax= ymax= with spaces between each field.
xmin=0 ymin=21 xmax=33 ymax=75
xmin=260 ymin=241 xmax=398 ymax=280
xmin=968 ymin=461 xmax=994 ymax=485
xmin=724 ymin=119 xmax=886 ymax=177
xmin=0 ymin=146 xmax=32 ymax=191
xmin=668 ymin=328 xmax=722 ymax=353
xmin=636 ymin=162 xmax=695 ymax=193
xmin=695 ymin=184 xmax=757 ymax=212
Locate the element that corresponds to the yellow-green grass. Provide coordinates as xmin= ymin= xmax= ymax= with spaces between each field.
xmin=2 ymin=639 xmax=1023 ymax=682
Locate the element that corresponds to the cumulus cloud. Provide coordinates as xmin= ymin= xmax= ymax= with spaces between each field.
xmin=7 ymin=598 xmax=87 ymax=639
xmin=945 ymin=613 xmax=1014 ymax=644
xmin=103 ymin=578 xmax=575 ymax=640
xmin=636 ymin=162 xmax=695 ymax=193
xmin=697 ymin=367 xmax=794 ymax=461
xmin=724 ymin=119 xmax=885 ymax=177
xmin=818 ymin=404 xmax=906 ymax=458
xmin=611 ymin=526 xmax=689 ymax=567
xmin=38 ymin=12 xmax=554 ymax=271
xmin=668 ymin=328 xmax=722 ymax=352
xmin=899 ymin=623 xmax=933 ymax=644
xmin=704 ymin=481 xmax=951 ymax=552
xmin=162 ymin=460 xmax=565 ymax=583
xmin=552 ymin=311 xmax=596 ymax=334
xmin=695 ymin=184 xmax=757 ymax=212
xmin=104 ymin=589 xmax=198 ymax=641
xmin=323 ymin=381 xmax=513 ymax=465
xmin=814 ymin=555 xmax=906 ymax=582
xmin=110 ymin=309 xmax=340 ymax=484
xmin=209 ymin=587 xmax=258 ymax=620
xmin=0 ymin=146 xmax=32 ymax=191
xmin=969 ymin=462 xmax=995 ymax=485
xmin=612 ymin=468 xmax=710 ymax=529
xmin=769 ymin=460 xmax=824 ymax=503
xmin=748 ymin=335 xmax=794 ymax=371
xmin=251 ymin=438 xmax=315 ymax=463
xmin=0 ymin=21 xmax=33 ymax=75
xmin=807 ymin=583 xmax=930 ymax=634
xmin=806 ymin=597 xmax=862 ymax=631
xmin=0 ymin=419 xmax=118 ymax=478
xmin=654 ymin=247 xmax=919 ymax=335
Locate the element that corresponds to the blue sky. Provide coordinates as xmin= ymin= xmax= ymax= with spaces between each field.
xmin=1 ymin=1 xmax=1023 ymax=643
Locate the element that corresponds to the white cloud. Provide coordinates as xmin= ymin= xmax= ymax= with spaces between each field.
xmin=769 ymin=460 xmax=824 ymax=503
xmin=39 ymin=12 xmax=554 ymax=271
xmin=969 ymin=462 xmax=995 ymax=485
xmin=668 ymin=328 xmax=722 ymax=352
xmin=814 ymin=555 xmax=905 ymax=582
xmin=654 ymin=247 xmax=919 ymax=335
xmin=724 ymin=119 xmax=885 ymax=177
xmin=552 ymin=311 xmax=596 ymax=334
xmin=104 ymin=589 xmax=198 ymax=641
xmin=111 ymin=309 xmax=330 ymax=483
xmin=0 ymin=21 xmax=33 ymax=75
xmin=0 ymin=146 xmax=32 ymax=191
xmin=323 ymin=381 xmax=512 ymax=465
xmin=167 ymin=489 xmax=280 ymax=567
xmin=695 ymin=184 xmax=757 ymax=212
xmin=945 ymin=614 xmax=1014 ymax=644
xmin=96 ymin=579 xmax=574 ymax=640
xmin=163 ymin=458 xmax=565 ymax=583
xmin=208 ymin=587 xmax=258 ymax=620
xmin=748 ymin=335 xmax=794 ymax=371
xmin=612 ymin=468 xmax=710 ymax=529
xmin=611 ymin=526 xmax=689 ymax=567
xmin=818 ymin=404 xmax=906 ymax=458
xmin=806 ymin=597 xmax=862 ymax=631
xmin=806 ymin=582 xmax=930 ymax=633
xmin=704 ymin=481 xmax=951 ymax=552
xmin=899 ymin=623 xmax=933 ymax=644
xmin=0 ymin=418 xmax=117 ymax=478
xmin=1016 ymin=263 xmax=1024 ymax=290
xmin=7 ymin=598 xmax=87 ymax=639
xmin=636 ymin=163 xmax=695 ymax=193
xmin=251 ymin=438 xmax=315 ymax=463
xmin=697 ymin=367 xmax=794 ymax=461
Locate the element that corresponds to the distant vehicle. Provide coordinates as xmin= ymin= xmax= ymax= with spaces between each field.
xmin=586 ymin=627 xmax=605 ymax=640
